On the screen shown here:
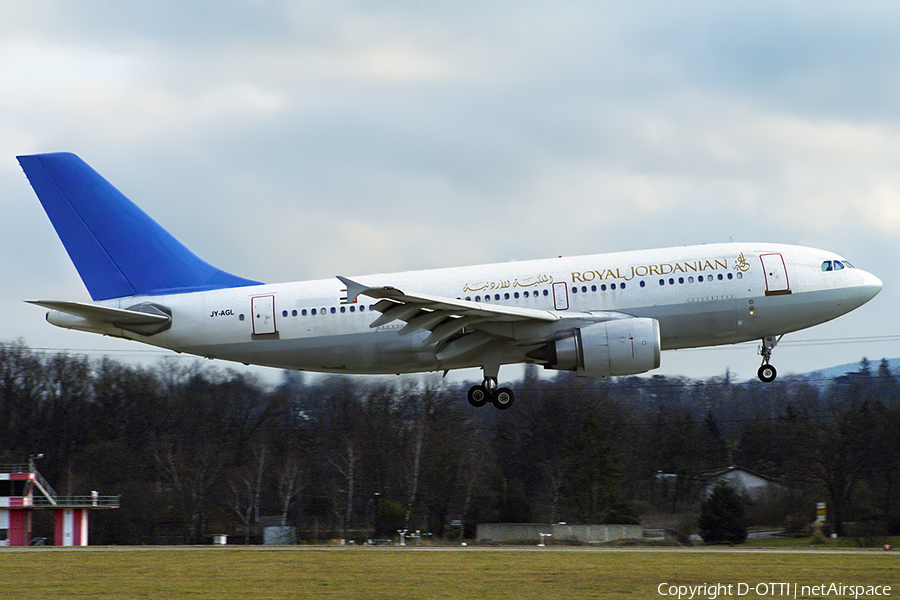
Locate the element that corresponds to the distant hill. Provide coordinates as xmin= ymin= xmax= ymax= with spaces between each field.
xmin=799 ymin=356 xmax=900 ymax=387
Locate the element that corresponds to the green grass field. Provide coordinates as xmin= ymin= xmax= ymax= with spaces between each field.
xmin=1 ymin=546 xmax=898 ymax=600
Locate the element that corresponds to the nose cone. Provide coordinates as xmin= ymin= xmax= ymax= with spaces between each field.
xmin=859 ymin=269 xmax=883 ymax=303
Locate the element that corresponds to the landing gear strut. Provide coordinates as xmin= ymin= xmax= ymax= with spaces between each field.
xmin=757 ymin=335 xmax=781 ymax=383
xmin=467 ymin=377 xmax=515 ymax=410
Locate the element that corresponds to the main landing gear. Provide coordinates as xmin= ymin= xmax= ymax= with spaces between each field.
xmin=467 ymin=377 xmax=515 ymax=410
xmin=757 ymin=335 xmax=782 ymax=383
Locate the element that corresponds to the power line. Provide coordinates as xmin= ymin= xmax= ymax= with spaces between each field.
xmin=15 ymin=332 xmax=900 ymax=358
xmin=678 ymin=335 xmax=900 ymax=352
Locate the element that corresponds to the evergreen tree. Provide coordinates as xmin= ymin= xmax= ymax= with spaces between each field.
xmin=699 ymin=482 xmax=747 ymax=544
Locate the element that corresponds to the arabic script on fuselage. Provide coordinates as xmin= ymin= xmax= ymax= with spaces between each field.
xmin=463 ymin=274 xmax=553 ymax=293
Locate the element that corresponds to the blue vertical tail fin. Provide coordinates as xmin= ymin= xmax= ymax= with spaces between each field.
xmin=17 ymin=152 xmax=261 ymax=301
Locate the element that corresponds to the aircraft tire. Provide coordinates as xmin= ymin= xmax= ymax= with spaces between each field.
xmin=467 ymin=385 xmax=490 ymax=407
xmin=492 ymin=388 xmax=515 ymax=410
xmin=757 ymin=364 xmax=777 ymax=383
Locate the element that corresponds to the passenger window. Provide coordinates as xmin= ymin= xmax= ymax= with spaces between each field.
xmin=302 ymin=309 xmax=307 ymax=316
xmin=591 ymin=285 xmax=597 ymax=292
xmin=640 ymin=281 xmax=646 ymax=288
xmin=543 ymin=289 xmax=549 ymax=296
xmin=821 ymin=261 xmax=833 ymax=272
xmin=340 ymin=306 xmax=346 ymax=313
xmin=514 ymin=292 xmax=520 ymax=299
xmin=292 ymin=309 xmax=298 ymax=317
xmin=311 ymin=309 xmax=317 ymax=315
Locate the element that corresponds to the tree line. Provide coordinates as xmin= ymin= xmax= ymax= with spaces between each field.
xmin=0 ymin=339 xmax=897 ymax=544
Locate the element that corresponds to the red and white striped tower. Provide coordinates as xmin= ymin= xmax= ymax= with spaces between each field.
xmin=1 ymin=463 xmax=119 ymax=547
xmin=0 ymin=470 xmax=35 ymax=546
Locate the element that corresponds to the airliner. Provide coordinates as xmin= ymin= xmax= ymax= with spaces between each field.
xmin=17 ymin=153 xmax=882 ymax=409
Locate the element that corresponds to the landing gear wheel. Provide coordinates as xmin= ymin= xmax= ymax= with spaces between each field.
xmin=757 ymin=335 xmax=782 ymax=384
xmin=492 ymin=387 xmax=515 ymax=410
xmin=467 ymin=385 xmax=489 ymax=408
xmin=758 ymin=364 xmax=777 ymax=383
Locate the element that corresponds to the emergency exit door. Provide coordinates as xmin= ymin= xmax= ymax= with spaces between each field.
xmin=760 ymin=253 xmax=791 ymax=296
xmin=552 ymin=282 xmax=569 ymax=310
xmin=251 ymin=295 xmax=277 ymax=335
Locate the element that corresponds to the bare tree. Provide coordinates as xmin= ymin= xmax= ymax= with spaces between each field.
xmin=225 ymin=443 xmax=267 ymax=544
xmin=329 ymin=439 xmax=357 ymax=541
xmin=276 ymin=452 xmax=302 ymax=527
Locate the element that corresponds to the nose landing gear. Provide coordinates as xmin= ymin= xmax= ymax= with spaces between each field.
xmin=757 ymin=335 xmax=782 ymax=383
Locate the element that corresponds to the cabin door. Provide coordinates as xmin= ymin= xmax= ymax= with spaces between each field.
xmin=759 ymin=253 xmax=791 ymax=296
xmin=552 ymin=282 xmax=569 ymax=311
xmin=251 ymin=295 xmax=277 ymax=335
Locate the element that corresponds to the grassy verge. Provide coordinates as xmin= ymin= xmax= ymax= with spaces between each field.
xmin=1 ymin=546 xmax=897 ymax=600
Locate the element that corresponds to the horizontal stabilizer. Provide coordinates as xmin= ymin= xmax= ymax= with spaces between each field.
xmin=28 ymin=300 xmax=172 ymax=336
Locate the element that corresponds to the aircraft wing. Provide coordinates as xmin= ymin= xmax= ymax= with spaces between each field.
xmin=338 ymin=276 xmax=618 ymax=361
xmin=339 ymin=276 xmax=559 ymax=322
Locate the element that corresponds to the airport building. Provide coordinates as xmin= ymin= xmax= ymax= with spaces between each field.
xmin=0 ymin=462 xmax=119 ymax=547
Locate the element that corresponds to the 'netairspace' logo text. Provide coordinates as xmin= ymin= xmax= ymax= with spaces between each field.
xmin=657 ymin=582 xmax=893 ymax=599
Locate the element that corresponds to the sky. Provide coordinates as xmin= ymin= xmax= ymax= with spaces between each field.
xmin=1 ymin=0 xmax=898 ymax=385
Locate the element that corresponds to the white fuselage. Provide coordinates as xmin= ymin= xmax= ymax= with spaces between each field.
xmin=48 ymin=242 xmax=882 ymax=376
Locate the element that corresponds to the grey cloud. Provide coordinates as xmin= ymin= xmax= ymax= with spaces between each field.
xmin=2 ymin=1 xmax=898 ymax=380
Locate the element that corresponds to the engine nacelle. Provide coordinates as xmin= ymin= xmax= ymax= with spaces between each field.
xmin=531 ymin=318 xmax=661 ymax=377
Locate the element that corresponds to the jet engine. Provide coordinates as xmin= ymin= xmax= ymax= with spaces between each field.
xmin=528 ymin=318 xmax=661 ymax=377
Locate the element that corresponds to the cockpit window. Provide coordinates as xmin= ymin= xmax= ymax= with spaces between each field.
xmin=822 ymin=259 xmax=855 ymax=272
